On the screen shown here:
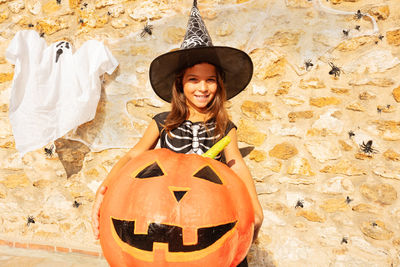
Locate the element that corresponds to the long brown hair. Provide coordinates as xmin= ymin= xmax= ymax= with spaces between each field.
xmin=163 ymin=63 xmax=229 ymax=139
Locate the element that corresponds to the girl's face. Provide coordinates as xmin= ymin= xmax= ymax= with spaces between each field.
xmin=182 ymin=63 xmax=218 ymax=113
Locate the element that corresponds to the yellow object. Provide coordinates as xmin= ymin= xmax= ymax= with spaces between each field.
xmin=202 ymin=136 xmax=231 ymax=159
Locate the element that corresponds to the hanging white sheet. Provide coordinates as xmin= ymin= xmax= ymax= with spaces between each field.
xmin=6 ymin=30 xmax=119 ymax=156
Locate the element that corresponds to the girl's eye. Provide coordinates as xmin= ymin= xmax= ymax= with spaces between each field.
xmin=207 ymin=79 xmax=216 ymax=82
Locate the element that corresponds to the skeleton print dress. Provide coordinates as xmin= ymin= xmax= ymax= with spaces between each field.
xmin=153 ymin=112 xmax=236 ymax=162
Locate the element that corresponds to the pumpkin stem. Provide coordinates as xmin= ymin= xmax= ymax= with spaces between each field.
xmin=202 ymin=136 xmax=231 ymax=159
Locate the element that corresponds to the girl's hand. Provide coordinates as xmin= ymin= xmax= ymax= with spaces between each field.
xmin=91 ymin=185 xmax=107 ymax=240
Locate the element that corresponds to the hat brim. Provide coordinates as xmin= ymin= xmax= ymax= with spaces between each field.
xmin=149 ymin=46 xmax=253 ymax=103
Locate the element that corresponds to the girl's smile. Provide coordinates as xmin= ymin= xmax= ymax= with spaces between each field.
xmin=182 ymin=63 xmax=218 ymax=113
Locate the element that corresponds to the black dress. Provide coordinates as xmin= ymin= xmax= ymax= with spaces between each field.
xmin=153 ymin=112 xmax=248 ymax=267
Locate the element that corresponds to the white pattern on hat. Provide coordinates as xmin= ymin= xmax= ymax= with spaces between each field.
xmin=180 ymin=0 xmax=213 ymax=49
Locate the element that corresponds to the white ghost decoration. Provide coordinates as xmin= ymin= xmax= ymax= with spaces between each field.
xmin=6 ymin=30 xmax=119 ymax=156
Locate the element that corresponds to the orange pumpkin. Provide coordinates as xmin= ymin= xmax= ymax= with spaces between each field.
xmin=99 ymin=148 xmax=254 ymax=267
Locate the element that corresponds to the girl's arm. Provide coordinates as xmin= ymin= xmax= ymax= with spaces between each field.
xmin=91 ymin=119 xmax=160 ymax=239
xmin=223 ymin=128 xmax=264 ymax=242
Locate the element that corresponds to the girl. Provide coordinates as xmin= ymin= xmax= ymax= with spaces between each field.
xmin=92 ymin=1 xmax=263 ymax=266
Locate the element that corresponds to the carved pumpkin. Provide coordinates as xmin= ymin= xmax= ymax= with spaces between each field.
xmin=99 ymin=148 xmax=254 ymax=267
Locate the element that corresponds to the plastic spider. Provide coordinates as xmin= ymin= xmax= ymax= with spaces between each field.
xmin=140 ymin=22 xmax=153 ymax=38
xmin=304 ymin=59 xmax=313 ymax=71
xmin=27 ymin=216 xmax=35 ymax=226
xmin=295 ymin=200 xmax=304 ymax=209
xmin=73 ymin=200 xmax=82 ymax=208
xmin=375 ymin=34 xmax=385 ymax=44
xmin=329 ymin=62 xmax=341 ymax=77
xmin=44 ymin=144 xmax=54 ymax=157
xmin=360 ymin=140 xmax=378 ymax=154
xmin=354 ymin=10 xmax=363 ymax=20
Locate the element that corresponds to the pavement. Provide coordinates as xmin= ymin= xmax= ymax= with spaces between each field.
xmin=0 ymin=246 xmax=109 ymax=267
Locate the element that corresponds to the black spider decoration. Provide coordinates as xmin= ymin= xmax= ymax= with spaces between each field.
xmin=73 ymin=200 xmax=82 ymax=208
xmin=56 ymin=0 xmax=61 ymax=4
xmin=355 ymin=25 xmax=360 ymax=31
xmin=341 ymin=237 xmax=348 ymax=244
xmin=354 ymin=10 xmax=363 ymax=20
xmin=27 ymin=216 xmax=35 ymax=226
xmin=79 ymin=19 xmax=84 ymax=24
xmin=28 ymin=23 xmax=34 ymax=28
xmin=295 ymin=200 xmax=304 ymax=209
xmin=44 ymin=144 xmax=54 ymax=157
xmin=329 ymin=62 xmax=341 ymax=77
xmin=342 ymin=29 xmax=350 ymax=37
xmin=377 ymin=104 xmax=391 ymax=113
xmin=140 ymin=22 xmax=153 ymax=38
xmin=345 ymin=196 xmax=352 ymax=204
xmin=375 ymin=34 xmax=385 ymax=44
xmin=360 ymin=140 xmax=378 ymax=154
xmin=372 ymin=222 xmax=378 ymax=227
xmin=40 ymin=32 xmax=45 ymax=38
xmin=348 ymin=130 xmax=355 ymax=139
xmin=304 ymin=59 xmax=313 ymax=71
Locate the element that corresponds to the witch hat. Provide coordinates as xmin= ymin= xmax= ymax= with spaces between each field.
xmin=149 ymin=0 xmax=253 ymax=103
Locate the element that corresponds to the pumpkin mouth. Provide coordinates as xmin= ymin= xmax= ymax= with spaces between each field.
xmin=111 ymin=218 xmax=237 ymax=261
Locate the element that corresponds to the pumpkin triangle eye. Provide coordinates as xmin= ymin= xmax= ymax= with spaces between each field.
xmin=135 ymin=162 xmax=164 ymax=178
xmin=193 ymin=165 xmax=222 ymax=184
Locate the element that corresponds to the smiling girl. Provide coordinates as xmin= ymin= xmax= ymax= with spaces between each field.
xmin=92 ymin=1 xmax=263 ymax=266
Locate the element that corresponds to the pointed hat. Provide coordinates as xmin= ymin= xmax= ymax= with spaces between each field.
xmin=149 ymin=0 xmax=253 ymax=103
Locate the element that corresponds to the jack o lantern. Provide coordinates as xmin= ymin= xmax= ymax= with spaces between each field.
xmin=99 ymin=148 xmax=254 ymax=267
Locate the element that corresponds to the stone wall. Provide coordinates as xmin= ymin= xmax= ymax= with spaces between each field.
xmin=1 ymin=0 xmax=400 ymax=266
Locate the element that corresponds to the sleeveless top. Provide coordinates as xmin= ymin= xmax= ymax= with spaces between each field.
xmin=153 ymin=112 xmax=236 ymax=161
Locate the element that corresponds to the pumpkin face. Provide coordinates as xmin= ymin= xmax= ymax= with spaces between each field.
xmin=99 ymin=148 xmax=254 ymax=267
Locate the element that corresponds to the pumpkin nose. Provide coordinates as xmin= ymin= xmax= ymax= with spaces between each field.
xmin=169 ymin=186 xmax=190 ymax=203
xmin=173 ymin=191 xmax=187 ymax=202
